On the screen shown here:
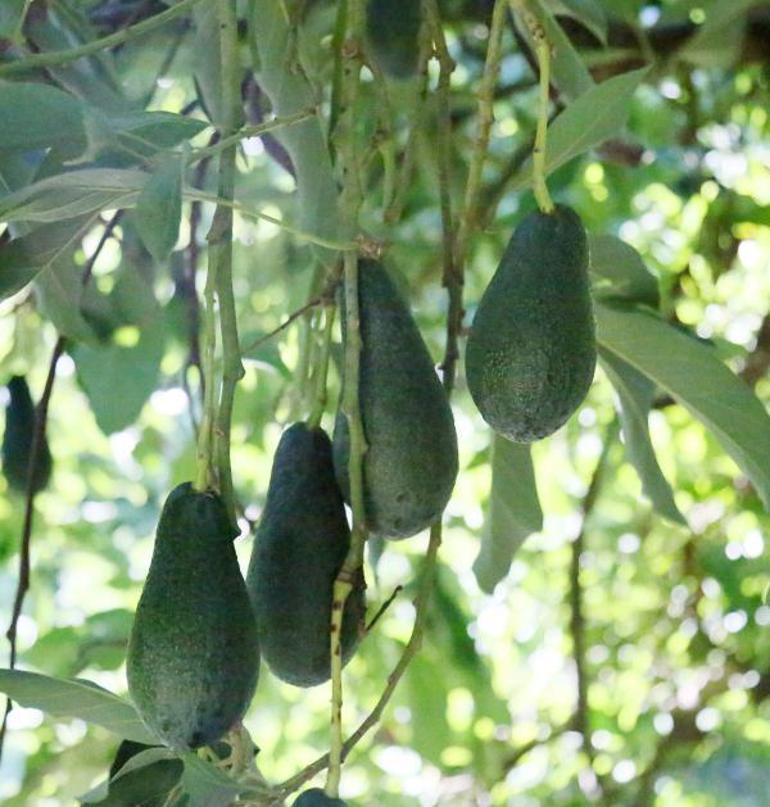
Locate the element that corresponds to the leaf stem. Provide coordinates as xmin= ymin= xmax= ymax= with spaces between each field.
xmin=0 ymin=0 xmax=205 ymax=76
xmin=307 ymin=303 xmax=336 ymax=430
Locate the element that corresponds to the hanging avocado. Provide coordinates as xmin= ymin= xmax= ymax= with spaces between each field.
xmin=127 ymin=483 xmax=260 ymax=751
xmin=2 ymin=376 xmax=52 ymax=494
xmin=466 ymin=205 xmax=596 ymax=443
xmin=294 ymin=788 xmax=348 ymax=806
xmin=247 ymin=423 xmax=365 ymax=688
xmin=333 ymin=260 xmax=458 ymax=539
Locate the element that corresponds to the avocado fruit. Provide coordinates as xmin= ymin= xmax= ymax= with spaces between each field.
xmin=247 ymin=423 xmax=365 ymax=688
xmin=2 ymin=376 xmax=52 ymax=494
xmin=127 ymin=483 xmax=260 ymax=751
xmin=365 ymin=0 xmax=421 ymax=79
xmin=465 ymin=205 xmax=596 ymax=443
xmin=294 ymin=788 xmax=348 ymax=806
xmin=333 ymin=260 xmax=458 ymax=539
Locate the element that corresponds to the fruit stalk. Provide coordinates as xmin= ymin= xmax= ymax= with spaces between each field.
xmin=327 ymin=0 xmax=367 ymax=796
xmin=212 ymin=0 xmax=245 ymax=526
xmin=512 ymin=0 xmax=555 ymax=214
xmin=308 ymin=304 xmax=336 ymax=430
xmin=455 ymin=0 xmax=509 ymax=268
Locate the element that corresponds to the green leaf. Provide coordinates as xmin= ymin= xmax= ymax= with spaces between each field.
xmin=511 ymin=68 xmax=649 ymax=191
xmin=0 ymin=216 xmax=95 ymax=302
xmin=35 ymin=259 xmax=100 ymax=344
xmin=600 ymin=350 xmax=686 ymax=524
xmin=516 ymin=0 xmax=594 ymax=102
xmin=0 ymin=82 xmax=87 ymax=157
xmin=596 ymin=302 xmax=770 ymax=511
xmin=545 ymin=0 xmax=608 ymax=44
xmin=0 ymin=669 xmax=156 ymax=743
xmin=240 ymin=331 xmax=291 ymax=378
xmin=133 ymin=154 xmax=183 ymax=262
xmin=473 ymin=437 xmax=543 ymax=594
xmin=0 ymin=0 xmax=27 ymax=41
xmin=589 ymin=234 xmax=660 ymax=307
xmin=680 ymin=0 xmax=756 ymax=68
xmin=0 ymin=168 xmax=148 ymax=224
xmin=181 ymin=754 xmax=263 ymax=807
xmin=73 ymin=323 xmax=165 ymax=434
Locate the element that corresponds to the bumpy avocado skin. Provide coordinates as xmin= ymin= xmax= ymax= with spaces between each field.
xmin=333 ymin=260 xmax=458 ymax=539
xmin=366 ymin=0 xmax=421 ymax=79
xmin=466 ymin=205 xmax=596 ymax=443
xmin=247 ymin=423 xmax=365 ymax=688
xmin=127 ymin=483 xmax=260 ymax=751
xmin=2 ymin=376 xmax=52 ymax=494
xmin=294 ymin=788 xmax=348 ymax=806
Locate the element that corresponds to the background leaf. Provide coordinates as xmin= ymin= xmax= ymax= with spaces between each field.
xmin=473 ymin=437 xmax=543 ymax=594
xmin=0 ymin=670 xmax=156 ymax=743
xmin=589 ymin=234 xmax=660 ymax=307
xmin=133 ymin=154 xmax=183 ymax=262
xmin=596 ymin=302 xmax=770 ymax=510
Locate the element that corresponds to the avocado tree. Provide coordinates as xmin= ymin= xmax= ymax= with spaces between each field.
xmin=1 ymin=0 xmax=770 ymax=804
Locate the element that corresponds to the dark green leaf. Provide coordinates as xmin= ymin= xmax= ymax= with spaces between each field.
xmin=473 ymin=437 xmax=543 ymax=594
xmin=181 ymin=753 xmax=263 ymax=806
xmin=680 ymin=0 xmax=756 ymax=67
xmin=0 ymin=82 xmax=87 ymax=157
xmin=589 ymin=234 xmax=660 ymax=307
xmin=596 ymin=302 xmax=770 ymax=510
xmin=545 ymin=0 xmax=608 ymax=44
xmin=0 ymin=669 xmax=156 ymax=743
xmin=133 ymin=154 xmax=183 ymax=262
xmin=600 ymin=349 xmax=686 ymax=524
xmin=511 ymin=68 xmax=649 ymax=191
xmin=0 ymin=0 xmax=27 ymax=41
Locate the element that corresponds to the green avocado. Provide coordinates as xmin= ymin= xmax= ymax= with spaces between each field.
xmin=366 ymin=0 xmax=422 ymax=79
xmin=1 ymin=376 xmax=52 ymax=494
xmin=333 ymin=260 xmax=458 ymax=539
xmin=294 ymin=788 xmax=348 ymax=806
xmin=466 ymin=205 xmax=596 ymax=443
xmin=127 ymin=483 xmax=259 ymax=751
xmin=247 ymin=423 xmax=365 ymax=688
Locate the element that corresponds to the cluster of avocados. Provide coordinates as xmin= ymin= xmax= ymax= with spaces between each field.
xmin=124 ymin=260 xmax=459 ymax=779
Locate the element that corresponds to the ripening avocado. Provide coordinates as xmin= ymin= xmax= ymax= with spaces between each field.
xmin=127 ymin=483 xmax=260 ymax=751
xmin=247 ymin=423 xmax=365 ymax=688
xmin=366 ymin=0 xmax=422 ymax=79
xmin=1 ymin=376 xmax=52 ymax=494
xmin=466 ymin=205 xmax=596 ymax=443
xmin=294 ymin=788 xmax=348 ymax=806
xmin=333 ymin=261 xmax=458 ymax=539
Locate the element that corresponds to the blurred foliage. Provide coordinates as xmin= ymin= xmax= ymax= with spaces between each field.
xmin=1 ymin=0 xmax=770 ymax=805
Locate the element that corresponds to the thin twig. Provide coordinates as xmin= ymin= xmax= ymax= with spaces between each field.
xmin=365 ymin=586 xmax=403 ymax=634
xmin=0 ymin=0 xmax=205 ymax=76
xmin=0 ymin=212 xmax=122 ymax=761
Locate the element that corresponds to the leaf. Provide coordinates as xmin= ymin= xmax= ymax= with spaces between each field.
xmin=107 ymin=111 xmax=208 ymax=152
xmin=0 ymin=216 xmax=95 ymax=302
xmin=510 ymin=68 xmax=649 ymax=191
xmin=596 ymin=302 xmax=770 ymax=510
xmin=545 ymin=0 xmax=608 ymax=44
xmin=600 ymin=350 xmax=686 ymax=524
xmin=473 ymin=437 xmax=543 ymax=594
xmin=0 ymin=82 xmax=87 ymax=157
xmin=589 ymin=234 xmax=660 ymax=307
xmin=680 ymin=0 xmax=756 ymax=68
xmin=133 ymin=154 xmax=183 ymax=262
xmin=0 ymin=0 xmax=27 ymax=41
xmin=35 ymin=259 xmax=100 ymax=344
xmin=0 ymin=669 xmax=156 ymax=743
xmin=0 ymin=168 xmax=148 ymax=224
xmin=516 ymin=0 xmax=594 ymax=102
xmin=73 ymin=322 xmax=165 ymax=434
xmin=240 ymin=331 xmax=291 ymax=378
xmin=181 ymin=754 xmax=262 ymax=807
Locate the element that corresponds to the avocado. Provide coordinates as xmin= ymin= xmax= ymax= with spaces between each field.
xmin=127 ymin=483 xmax=260 ymax=751
xmin=294 ymin=788 xmax=348 ymax=806
xmin=333 ymin=260 xmax=458 ymax=539
xmin=1 ymin=376 xmax=52 ymax=494
xmin=366 ymin=0 xmax=422 ymax=79
xmin=466 ymin=205 xmax=596 ymax=443
xmin=247 ymin=423 xmax=365 ymax=688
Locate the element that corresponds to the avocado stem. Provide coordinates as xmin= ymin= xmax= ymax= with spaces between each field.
xmin=512 ymin=0 xmax=555 ymax=214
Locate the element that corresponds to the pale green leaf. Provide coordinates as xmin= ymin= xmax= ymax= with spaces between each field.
xmin=589 ymin=234 xmax=660 ymax=307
